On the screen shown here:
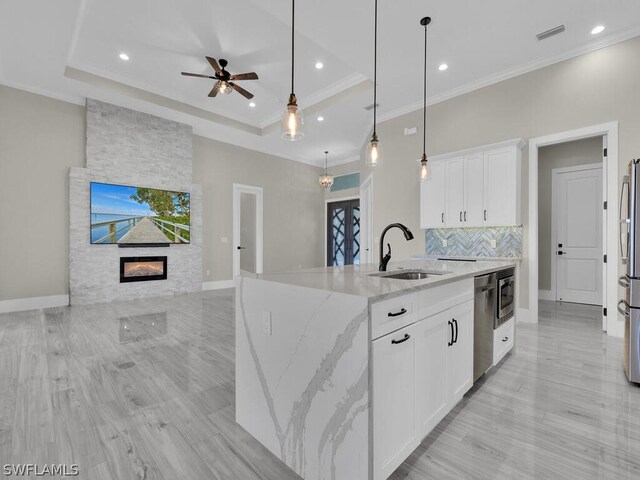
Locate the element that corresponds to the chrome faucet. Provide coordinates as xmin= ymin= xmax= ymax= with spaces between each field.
xmin=378 ymin=223 xmax=414 ymax=271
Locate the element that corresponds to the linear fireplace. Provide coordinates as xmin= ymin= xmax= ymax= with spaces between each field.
xmin=120 ymin=256 xmax=167 ymax=283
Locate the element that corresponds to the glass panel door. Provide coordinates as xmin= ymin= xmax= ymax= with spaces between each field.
xmin=327 ymin=199 xmax=360 ymax=266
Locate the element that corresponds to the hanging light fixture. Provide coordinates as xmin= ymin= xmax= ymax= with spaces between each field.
xmin=418 ymin=17 xmax=432 ymax=182
xmin=319 ymin=151 xmax=334 ymax=189
xmin=366 ymin=0 xmax=383 ymax=166
xmin=281 ymin=0 xmax=303 ymax=140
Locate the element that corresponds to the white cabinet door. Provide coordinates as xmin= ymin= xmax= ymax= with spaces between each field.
xmin=484 ymin=147 xmax=519 ymax=226
xmin=445 ymin=300 xmax=474 ymax=404
xmin=445 ymin=156 xmax=464 ymax=228
xmin=463 ymin=153 xmax=485 ymax=227
xmin=420 ymin=160 xmax=446 ymax=229
xmin=414 ymin=313 xmax=448 ymax=438
xmin=373 ymin=325 xmax=416 ymax=480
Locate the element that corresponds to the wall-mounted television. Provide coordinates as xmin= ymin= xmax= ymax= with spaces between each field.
xmin=90 ymin=182 xmax=190 ymax=245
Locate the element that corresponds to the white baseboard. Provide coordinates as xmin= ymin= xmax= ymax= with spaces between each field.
xmin=538 ymin=289 xmax=555 ymax=301
xmin=0 ymin=294 xmax=70 ymax=314
xmin=202 ymin=280 xmax=235 ymax=291
xmin=516 ymin=308 xmax=535 ymax=323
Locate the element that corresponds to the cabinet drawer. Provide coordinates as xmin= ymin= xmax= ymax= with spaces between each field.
xmin=371 ymin=293 xmax=419 ymax=340
xmin=417 ymin=278 xmax=473 ymax=319
xmin=493 ymin=317 xmax=514 ymax=366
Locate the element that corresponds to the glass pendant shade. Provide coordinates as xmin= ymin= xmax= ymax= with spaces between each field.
xmin=418 ymin=155 xmax=431 ymax=182
xmin=281 ymin=96 xmax=304 ymax=141
xmin=366 ymin=136 xmax=383 ymax=167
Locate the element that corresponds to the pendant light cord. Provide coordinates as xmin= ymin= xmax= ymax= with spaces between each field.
xmin=422 ymin=21 xmax=427 ymax=157
xmin=291 ymin=0 xmax=295 ymax=96
xmin=372 ymin=0 xmax=378 ymax=137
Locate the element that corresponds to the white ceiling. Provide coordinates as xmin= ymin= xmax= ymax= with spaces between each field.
xmin=2 ymin=0 xmax=640 ymax=166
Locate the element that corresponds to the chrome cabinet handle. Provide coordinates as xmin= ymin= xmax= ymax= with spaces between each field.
xmin=619 ymin=276 xmax=630 ymax=288
xmin=618 ymin=300 xmax=630 ymax=318
xmin=387 ymin=308 xmax=407 ymax=318
xmin=391 ymin=333 xmax=410 ymax=345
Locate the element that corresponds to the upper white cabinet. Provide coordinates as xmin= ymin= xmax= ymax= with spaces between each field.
xmin=419 ymin=159 xmax=446 ymax=228
xmin=420 ymin=139 xmax=524 ymax=229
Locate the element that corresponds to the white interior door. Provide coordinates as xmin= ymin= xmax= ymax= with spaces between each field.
xmin=233 ymin=184 xmax=263 ymax=277
xmin=554 ymin=167 xmax=603 ymax=305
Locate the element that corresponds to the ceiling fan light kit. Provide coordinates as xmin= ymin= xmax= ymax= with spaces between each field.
xmin=418 ymin=16 xmax=431 ymax=182
xmin=181 ymin=56 xmax=258 ymax=99
xmin=282 ymin=0 xmax=304 ymax=141
xmin=366 ymin=0 xmax=383 ymax=166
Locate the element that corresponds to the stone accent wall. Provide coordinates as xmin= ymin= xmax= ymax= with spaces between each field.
xmin=69 ymin=100 xmax=202 ymax=305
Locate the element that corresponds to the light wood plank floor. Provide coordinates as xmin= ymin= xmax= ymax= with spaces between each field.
xmin=0 ymin=294 xmax=638 ymax=479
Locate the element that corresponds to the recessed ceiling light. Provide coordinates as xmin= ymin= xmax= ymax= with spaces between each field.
xmin=317 ymin=116 xmax=324 ymax=122
xmin=438 ymin=63 xmax=448 ymax=71
xmin=119 ymin=52 xmax=130 ymax=61
xmin=315 ymin=62 xmax=324 ymax=70
xmin=591 ymin=25 xmax=605 ymax=35
xmin=249 ymin=102 xmax=256 ymax=108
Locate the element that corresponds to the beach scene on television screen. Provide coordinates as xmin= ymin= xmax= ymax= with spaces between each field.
xmin=90 ymin=183 xmax=190 ymax=244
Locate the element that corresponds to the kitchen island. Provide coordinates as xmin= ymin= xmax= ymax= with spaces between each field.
xmin=235 ymin=259 xmax=516 ymax=480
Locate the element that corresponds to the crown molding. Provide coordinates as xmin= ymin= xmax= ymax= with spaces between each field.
xmin=379 ymin=27 xmax=640 ymax=124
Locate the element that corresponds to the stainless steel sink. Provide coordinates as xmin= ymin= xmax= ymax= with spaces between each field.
xmin=370 ymin=269 xmax=450 ymax=280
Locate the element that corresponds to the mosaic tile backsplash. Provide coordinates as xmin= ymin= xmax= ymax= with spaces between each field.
xmin=425 ymin=226 xmax=523 ymax=258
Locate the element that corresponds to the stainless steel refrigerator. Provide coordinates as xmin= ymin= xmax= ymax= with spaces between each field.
xmin=619 ymin=159 xmax=640 ymax=383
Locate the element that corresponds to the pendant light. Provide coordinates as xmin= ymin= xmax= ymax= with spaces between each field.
xmin=418 ymin=17 xmax=431 ymax=182
xmin=319 ymin=151 xmax=334 ymax=189
xmin=281 ymin=0 xmax=303 ymax=140
xmin=366 ymin=0 xmax=382 ymax=166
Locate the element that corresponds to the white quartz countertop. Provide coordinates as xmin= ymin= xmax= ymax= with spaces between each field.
xmin=253 ymin=259 xmax=516 ymax=302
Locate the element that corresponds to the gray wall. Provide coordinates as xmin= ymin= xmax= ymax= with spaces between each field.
xmin=0 ymin=86 xmax=85 ymax=301
xmin=193 ymin=135 xmax=325 ymax=282
xmin=362 ymin=35 xmax=640 ymax=309
xmin=0 ymin=86 xmax=325 ymax=301
xmin=538 ymin=137 xmax=603 ymax=291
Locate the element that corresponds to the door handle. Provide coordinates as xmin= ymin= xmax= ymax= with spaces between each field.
xmin=237 ymin=246 xmax=247 ymax=250
xmin=502 ymin=336 xmax=509 ymax=342
xmin=387 ymin=308 xmax=407 ymax=318
xmin=618 ymin=300 xmax=630 ymax=318
xmin=447 ymin=320 xmax=454 ymax=347
xmin=620 ymin=175 xmax=630 ymax=263
xmin=391 ymin=333 xmax=411 ymax=345
xmin=453 ymin=318 xmax=459 ymax=344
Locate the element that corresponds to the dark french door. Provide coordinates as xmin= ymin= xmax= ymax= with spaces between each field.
xmin=327 ymin=199 xmax=360 ymax=266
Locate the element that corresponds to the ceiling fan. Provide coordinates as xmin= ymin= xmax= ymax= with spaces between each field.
xmin=181 ymin=57 xmax=258 ymax=99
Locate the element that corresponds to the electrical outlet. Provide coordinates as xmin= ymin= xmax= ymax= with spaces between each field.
xmin=262 ymin=311 xmax=272 ymax=335
xmin=442 ymin=239 xmax=448 ymax=247
xmin=404 ymin=127 xmax=418 ymax=136
xmin=490 ymin=239 xmax=497 ymax=248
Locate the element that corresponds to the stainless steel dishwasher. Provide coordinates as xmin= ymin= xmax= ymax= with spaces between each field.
xmin=474 ymin=273 xmax=496 ymax=382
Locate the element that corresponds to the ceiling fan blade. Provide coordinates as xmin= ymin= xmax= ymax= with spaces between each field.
xmin=229 ymin=82 xmax=254 ymax=99
xmin=181 ymin=72 xmax=216 ymax=79
xmin=208 ymin=85 xmax=219 ymax=97
xmin=229 ymin=72 xmax=259 ymax=81
xmin=206 ymin=56 xmax=222 ymax=74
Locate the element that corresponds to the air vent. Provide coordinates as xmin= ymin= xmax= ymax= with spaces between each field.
xmin=536 ymin=25 xmax=566 ymax=41
xmin=363 ymin=103 xmax=379 ymax=111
